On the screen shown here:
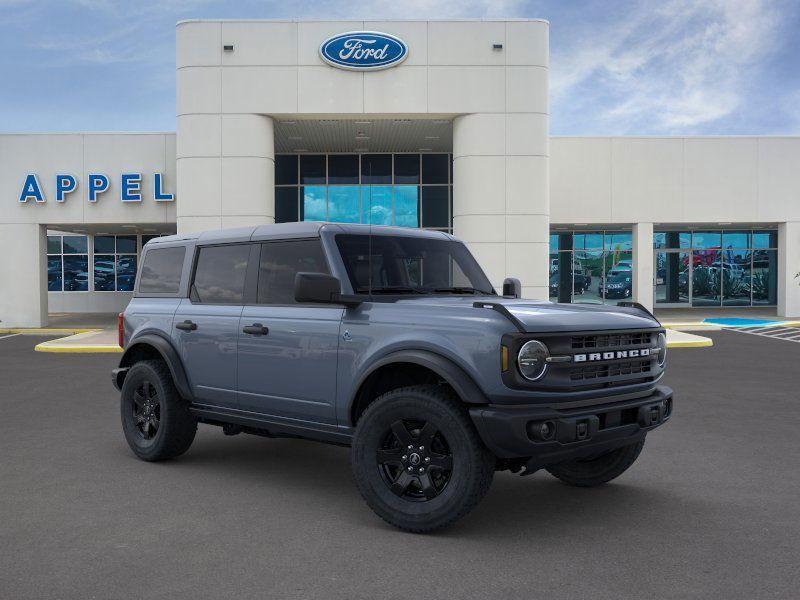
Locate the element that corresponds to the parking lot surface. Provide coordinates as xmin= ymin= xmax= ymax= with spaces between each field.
xmin=1 ymin=331 xmax=799 ymax=599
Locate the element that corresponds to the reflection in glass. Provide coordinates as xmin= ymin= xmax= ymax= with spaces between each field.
xmin=94 ymin=236 xmax=115 ymax=253
xmin=302 ymin=186 xmax=326 ymax=221
xmin=752 ymin=249 xmax=777 ymax=305
xmin=692 ymin=231 xmax=721 ymax=249
xmin=604 ymin=232 xmax=632 ymax=251
xmin=604 ymin=250 xmax=633 ymax=304
xmin=94 ymin=255 xmax=116 ymax=291
xmin=574 ymin=233 xmax=603 ymax=250
xmin=722 ymin=231 xmax=750 ymax=249
xmin=722 ymin=249 xmax=751 ymax=306
xmin=655 ymin=251 xmax=689 ymax=305
xmin=573 ymin=250 xmax=603 ymax=303
xmin=692 ymin=250 xmax=721 ymax=306
xmin=116 ymin=236 xmax=137 ymax=254
xmin=327 ymin=186 xmax=360 ymax=223
xmin=47 ymin=235 xmax=61 ymax=254
xmin=654 ymin=231 xmax=690 ymax=249
xmin=63 ymin=255 xmax=89 ymax=291
xmin=752 ymin=230 xmax=777 ymax=249
xmin=48 ymin=257 xmax=62 ymax=291
xmin=394 ymin=186 xmax=419 ymax=227
xmin=361 ymin=186 xmax=392 ymax=225
xmin=62 ymin=235 xmax=87 ymax=254
xmin=117 ymin=256 xmax=137 ymax=292
xmin=548 ymin=253 xmax=559 ymax=299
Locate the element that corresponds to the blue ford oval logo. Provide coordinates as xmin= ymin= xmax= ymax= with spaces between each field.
xmin=319 ymin=31 xmax=408 ymax=71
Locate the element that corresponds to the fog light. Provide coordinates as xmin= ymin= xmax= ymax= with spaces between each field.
xmin=528 ymin=420 xmax=556 ymax=441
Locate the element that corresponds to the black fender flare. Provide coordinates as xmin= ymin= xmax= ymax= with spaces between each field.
xmin=116 ymin=333 xmax=193 ymax=400
xmin=350 ymin=349 xmax=488 ymax=422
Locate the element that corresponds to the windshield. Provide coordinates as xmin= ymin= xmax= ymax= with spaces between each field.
xmin=335 ymin=234 xmax=495 ymax=296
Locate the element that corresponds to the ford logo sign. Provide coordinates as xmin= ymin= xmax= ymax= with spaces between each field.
xmin=319 ymin=31 xmax=408 ymax=71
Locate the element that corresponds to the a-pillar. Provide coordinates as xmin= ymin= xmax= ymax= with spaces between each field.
xmin=452 ymin=113 xmax=549 ymax=299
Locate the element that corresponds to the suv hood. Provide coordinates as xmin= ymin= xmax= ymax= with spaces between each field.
xmin=393 ymin=296 xmax=660 ymax=333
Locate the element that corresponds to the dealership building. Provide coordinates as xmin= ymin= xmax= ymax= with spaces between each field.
xmin=1 ymin=18 xmax=799 ymax=327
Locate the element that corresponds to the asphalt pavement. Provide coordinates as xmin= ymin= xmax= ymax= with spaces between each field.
xmin=1 ymin=331 xmax=798 ymax=599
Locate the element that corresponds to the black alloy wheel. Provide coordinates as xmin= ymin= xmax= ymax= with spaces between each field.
xmin=132 ymin=380 xmax=161 ymax=440
xmin=376 ymin=419 xmax=454 ymax=501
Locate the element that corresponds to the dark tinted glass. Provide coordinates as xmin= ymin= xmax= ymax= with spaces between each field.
xmin=139 ymin=246 xmax=186 ymax=294
xmin=335 ymin=234 xmax=494 ymax=295
xmin=394 ymin=154 xmax=420 ymax=184
xmin=142 ymin=235 xmax=162 ymax=246
xmin=63 ymin=255 xmax=88 ymax=291
xmin=258 ymin=240 xmax=329 ymax=304
xmin=192 ymin=244 xmax=250 ymax=304
xmin=47 ymin=235 xmax=61 ymax=254
xmin=328 ymin=155 xmax=359 ymax=184
xmin=63 ymin=235 xmax=87 ymax=254
xmin=275 ymin=155 xmax=298 ymax=185
xmin=300 ymin=155 xmax=326 ymax=184
xmin=421 ymin=186 xmax=449 ymax=228
xmin=48 ymin=256 xmax=62 ymax=291
xmin=94 ymin=236 xmax=115 ymax=254
xmin=753 ymin=249 xmax=777 ymax=304
xmin=94 ymin=255 xmax=116 ymax=291
xmin=117 ymin=255 xmax=137 ymax=291
xmin=275 ymin=187 xmax=299 ymax=223
xmin=361 ymin=154 xmax=392 ymax=184
xmin=117 ymin=235 xmax=137 ymax=254
xmin=752 ymin=230 xmax=777 ymax=249
xmin=421 ymin=154 xmax=448 ymax=184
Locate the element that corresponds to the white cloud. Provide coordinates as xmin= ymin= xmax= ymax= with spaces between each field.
xmin=551 ymin=0 xmax=791 ymax=133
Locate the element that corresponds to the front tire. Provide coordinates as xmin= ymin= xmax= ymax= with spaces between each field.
xmin=351 ymin=385 xmax=494 ymax=533
xmin=546 ymin=439 xmax=645 ymax=487
xmin=120 ymin=359 xmax=197 ymax=462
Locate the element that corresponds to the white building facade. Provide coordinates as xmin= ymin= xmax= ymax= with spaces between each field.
xmin=0 ymin=19 xmax=798 ymax=327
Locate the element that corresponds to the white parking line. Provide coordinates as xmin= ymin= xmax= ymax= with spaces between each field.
xmin=726 ymin=326 xmax=800 ymax=343
xmin=0 ymin=333 xmax=21 ymax=341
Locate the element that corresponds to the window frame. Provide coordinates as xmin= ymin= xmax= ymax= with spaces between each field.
xmin=93 ymin=234 xmax=138 ymax=293
xmin=47 ymin=234 xmax=89 ymax=293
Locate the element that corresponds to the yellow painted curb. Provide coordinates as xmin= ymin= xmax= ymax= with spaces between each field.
xmin=0 ymin=328 xmax=100 ymax=335
xmin=667 ymin=338 xmax=714 ymax=348
xmin=34 ymin=343 xmax=122 ymax=354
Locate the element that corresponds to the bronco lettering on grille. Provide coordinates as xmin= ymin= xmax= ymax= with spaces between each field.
xmin=573 ymin=348 xmax=651 ymax=362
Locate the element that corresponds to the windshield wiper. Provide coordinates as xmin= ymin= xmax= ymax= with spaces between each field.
xmin=354 ymin=286 xmax=428 ymax=295
xmin=432 ymin=287 xmax=496 ymax=295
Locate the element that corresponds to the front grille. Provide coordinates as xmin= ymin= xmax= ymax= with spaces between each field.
xmin=571 ymin=332 xmax=652 ymax=350
xmin=570 ymin=359 xmax=652 ymax=381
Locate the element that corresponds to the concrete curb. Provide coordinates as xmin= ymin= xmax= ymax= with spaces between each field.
xmin=34 ymin=343 xmax=123 ymax=354
xmin=0 ymin=328 xmax=100 ymax=335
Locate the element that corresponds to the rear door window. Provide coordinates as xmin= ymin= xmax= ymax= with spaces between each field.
xmin=138 ymin=246 xmax=186 ymax=294
xmin=257 ymin=240 xmax=329 ymax=304
xmin=191 ymin=244 xmax=251 ymax=304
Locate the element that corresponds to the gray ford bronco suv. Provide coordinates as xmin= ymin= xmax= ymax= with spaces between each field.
xmin=113 ymin=223 xmax=672 ymax=532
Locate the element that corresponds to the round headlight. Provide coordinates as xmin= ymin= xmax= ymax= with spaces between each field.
xmin=517 ymin=340 xmax=549 ymax=381
xmin=657 ymin=332 xmax=667 ymax=366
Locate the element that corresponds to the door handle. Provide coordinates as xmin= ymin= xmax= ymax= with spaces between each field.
xmin=175 ymin=320 xmax=197 ymax=331
xmin=242 ymin=323 xmax=269 ymax=336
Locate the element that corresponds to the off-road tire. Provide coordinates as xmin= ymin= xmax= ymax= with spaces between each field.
xmin=120 ymin=359 xmax=197 ymax=462
xmin=546 ymin=438 xmax=645 ymax=487
xmin=351 ymin=385 xmax=495 ymax=533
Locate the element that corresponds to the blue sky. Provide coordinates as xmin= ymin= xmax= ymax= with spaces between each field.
xmin=1 ymin=0 xmax=798 ymax=135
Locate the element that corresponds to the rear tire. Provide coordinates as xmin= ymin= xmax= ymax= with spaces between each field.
xmin=546 ymin=439 xmax=645 ymax=487
xmin=351 ymin=385 xmax=494 ymax=533
xmin=120 ymin=359 xmax=197 ymax=462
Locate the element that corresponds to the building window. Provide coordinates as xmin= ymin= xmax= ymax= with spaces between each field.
xmin=654 ymin=229 xmax=777 ymax=307
xmin=274 ymin=153 xmax=453 ymax=232
xmin=548 ymin=230 xmax=633 ymax=306
xmin=94 ymin=235 xmax=138 ymax=292
xmin=47 ymin=235 xmax=89 ymax=292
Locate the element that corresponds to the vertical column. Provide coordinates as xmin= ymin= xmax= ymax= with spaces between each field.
xmin=177 ymin=114 xmax=275 ymax=234
xmin=0 ymin=224 xmax=47 ymax=327
xmin=778 ymin=222 xmax=800 ymax=318
xmin=632 ymin=222 xmax=654 ymax=312
xmin=453 ymin=113 xmax=549 ymax=299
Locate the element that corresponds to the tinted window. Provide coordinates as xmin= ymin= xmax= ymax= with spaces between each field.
xmin=421 ymin=154 xmax=448 ymax=184
xmin=139 ymin=246 xmax=186 ymax=294
xmin=275 ymin=187 xmax=299 ymax=223
xmin=116 ymin=235 xmax=137 ymax=253
xmin=328 ymin=155 xmax=359 ymax=184
xmin=94 ymin=235 xmax=115 ymax=253
xmin=300 ymin=155 xmax=326 ymax=184
xmin=361 ymin=154 xmax=392 ymax=184
xmin=275 ymin=155 xmax=298 ymax=185
xmin=63 ymin=235 xmax=88 ymax=254
xmin=421 ymin=186 xmax=448 ymax=228
xmin=394 ymin=154 xmax=420 ymax=184
xmin=258 ymin=240 xmax=329 ymax=304
xmin=192 ymin=245 xmax=250 ymax=304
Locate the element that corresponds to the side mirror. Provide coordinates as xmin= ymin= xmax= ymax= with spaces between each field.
xmin=294 ymin=272 xmax=362 ymax=306
xmin=502 ymin=277 xmax=521 ymax=298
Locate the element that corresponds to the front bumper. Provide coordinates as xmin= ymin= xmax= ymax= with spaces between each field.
xmin=470 ymin=385 xmax=673 ymax=469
